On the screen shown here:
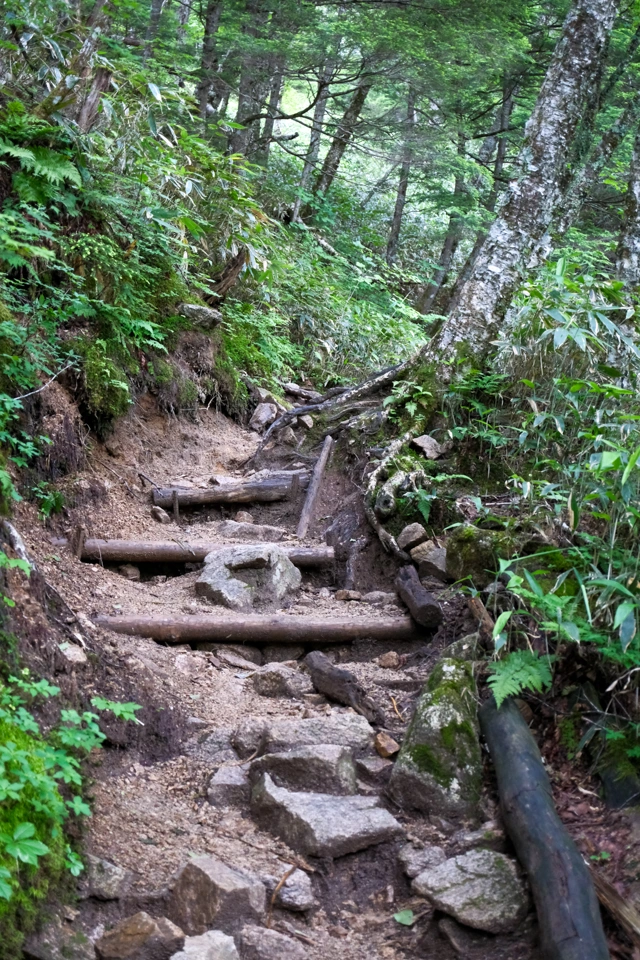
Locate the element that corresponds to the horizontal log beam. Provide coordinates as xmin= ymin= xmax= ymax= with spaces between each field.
xmin=51 ymin=539 xmax=334 ymax=568
xmin=153 ymin=476 xmax=295 ymax=508
xmin=94 ymin=614 xmax=420 ymax=644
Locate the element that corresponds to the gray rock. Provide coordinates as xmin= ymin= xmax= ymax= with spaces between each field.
xmin=252 ymin=663 xmax=313 ymax=700
xmin=236 ymin=510 xmax=254 ymax=523
xmin=355 ymin=755 xmax=393 ymax=786
xmin=207 ymin=644 xmax=263 ymax=665
xmin=298 ymin=415 xmax=313 ymax=429
xmin=389 ymin=658 xmax=482 ymax=821
xmin=59 ymin=643 xmax=89 ymax=667
xmin=445 ymin=523 xmax=516 ymax=589
xmin=398 ymin=843 xmax=446 ymax=878
xmin=249 ymin=745 xmax=357 ymax=794
xmin=441 ymin=633 xmax=480 ymax=661
xmin=215 ymin=521 xmax=286 ymax=542
xmin=170 ymin=930 xmax=239 ymax=960
xmin=279 ymin=427 xmax=297 ymax=446
xmin=262 ymin=644 xmax=305 ymax=663
xmin=411 ymin=434 xmax=450 ymax=459
xmin=451 ymin=820 xmax=506 ymax=854
xmin=238 ymin=926 xmax=307 ymax=960
xmin=207 ymin=764 xmax=251 ymax=805
xmin=397 ymin=523 xmax=429 ymax=552
xmin=233 ymin=713 xmax=374 ymax=757
xmin=23 ymin=918 xmax=94 ymax=960
xmin=168 ymin=856 xmax=266 ymax=935
xmin=417 ymin=547 xmax=449 ymax=581
xmin=95 ymin=913 xmax=184 ymax=960
xmin=249 ymin=403 xmax=278 ymax=432
xmin=412 ymin=848 xmax=529 ymax=933
xmin=361 ymin=591 xmax=398 ymax=606
xmin=179 ymin=303 xmax=223 ymax=329
xmin=151 ymin=506 xmax=172 ymax=524
xmin=119 ymin=563 xmax=141 ymax=581
xmin=261 ymin=869 xmax=316 ymax=913
xmin=251 ymin=774 xmax=403 ymax=857
xmin=78 ymin=854 xmax=132 ymax=900
xmin=195 ymin=544 xmax=301 ymax=612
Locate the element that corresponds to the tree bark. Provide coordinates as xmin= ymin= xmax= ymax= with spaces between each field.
xmin=309 ymin=74 xmax=373 ymax=202
xmin=153 ymin=476 xmax=295 ymax=508
xmin=195 ymin=0 xmax=223 ymax=119
xmin=386 ymin=87 xmax=416 ymax=266
xmin=395 ymin=565 xmax=442 ymax=628
xmin=292 ymin=60 xmax=334 ymax=221
xmin=76 ymin=67 xmax=112 ymax=132
xmin=429 ymin=0 xmax=620 ymax=369
xmin=228 ymin=1 xmax=270 ymax=155
xmin=304 ymin=651 xmax=385 ymax=723
xmin=143 ymin=0 xmax=166 ymax=59
xmin=252 ymin=55 xmax=285 ymax=165
xmin=616 ymin=126 xmax=640 ymax=286
xmin=177 ymin=0 xmax=192 ymax=41
xmin=297 ymin=435 xmax=333 ymax=539
xmin=56 ymin=538 xmax=334 ymax=567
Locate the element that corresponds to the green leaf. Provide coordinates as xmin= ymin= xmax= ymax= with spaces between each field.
xmin=148 ymin=82 xmax=162 ymax=102
xmin=394 ymin=909 xmax=415 ymax=926
xmin=567 ymin=490 xmax=580 ymax=531
xmin=492 ymin=611 xmax=512 ymax=644
xmin=622 ymin=445 xmax=640 ymax=487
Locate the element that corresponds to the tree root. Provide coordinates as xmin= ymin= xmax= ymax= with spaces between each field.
xmin=363 ymin=428 xmax=418 ymax=561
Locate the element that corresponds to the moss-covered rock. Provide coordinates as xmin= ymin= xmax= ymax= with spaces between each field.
xmin=389 ymin=658 xmax=482 ymax=821
xmin=445 ymin=523 xmax=518 ymax=588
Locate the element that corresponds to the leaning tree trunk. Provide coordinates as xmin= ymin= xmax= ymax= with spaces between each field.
xmin=386 ymin=86 xmax=416 ymax=266
xmin=195 ymin=0 xmax=223 ymax=119
xmin=292 ymin=60 xmax=334 ymax=221
xmin=616 ymin=125 xmax=640 ymax=286
xmin=427 ymin=0 xmax=621 ymax=370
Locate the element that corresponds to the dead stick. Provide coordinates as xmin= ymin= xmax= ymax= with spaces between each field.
xmin=297 ymin=435 xmax=333 ymax=538
xmin=467 ymin=595 xmax=494 ymax=640
xmin=267 ymin=865 xmax=297 ymax=928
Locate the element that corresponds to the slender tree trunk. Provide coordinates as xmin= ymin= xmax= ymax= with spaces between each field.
xmin=143 ymin=0 xmax=166 ymax=59
xmin=362 ymin=163 xmax=399 ymax=208
xmin=616 ymin=127 xmax=640 ymax=286
xmin=195 ymin=0 xmax=223 ymax=119
xmin=292 ymin=60 xmax=334 ymax=221
xmin=310 ymin=74 xmax=373 ymax=200
xmin=386 ymin=87 xmax=416 ymax=266
xmin=76 ymin=67 xmax=112 ymax=132
xmin=177 ymin=0 xmax=192 ymax=40
xmin=429 ymin=0 xmax=621 ymax=370
xmin=228 ymin=1 xmax=271 ymax=155
xmin=253 ymin=55 xmax=285 ymax=165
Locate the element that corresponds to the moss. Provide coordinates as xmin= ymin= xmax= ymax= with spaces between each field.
xmin=149 ymin=357 xmax=175 ymax=387
xmin=409 ymin=743 xmax=453 ymax=788
xmin=177 ymin=377 xmax=198 ymax=410
xmin=445 ymin=523 xmax=520 ymax=588
xmin=441 ymin=718 xmax=475 ymax=752
xmin=75 ymin=340 xmax=132 ymax=432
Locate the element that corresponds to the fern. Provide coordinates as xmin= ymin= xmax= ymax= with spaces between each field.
xmin=487 ymin=650 xmax=553 ymax=708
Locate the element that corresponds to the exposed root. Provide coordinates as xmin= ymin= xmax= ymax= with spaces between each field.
xmin=363 ymin=428 xmax=418 ymax=561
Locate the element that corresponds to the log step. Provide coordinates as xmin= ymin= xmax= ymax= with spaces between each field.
xmin=153 ymin=476 xmax=298 ymax=508
xmin=51 ymin=539 xmax=334 ymax=568
xmin=94 ymin=614 xmax=420 ymax=644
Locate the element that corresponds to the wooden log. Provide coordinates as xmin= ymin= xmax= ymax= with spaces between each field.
xmin=479 ymin=697 xmax=610 ymax=960
xmin=153 ymin=476 xmax=293 ymax=508
xmin=52 ymin=539 xmax=334 ymax=568
xmin=590 ymin=867 xmax=640 ymax=948
xmin=304 ymin=650 xmax=384 ymax=723
xmin=395 ymin=565 xmax=442 ymax=628
xmin=94 ymin=614 xmax=419 ymax=644
xmin=297 ymin=436 xmax=334 ymax=539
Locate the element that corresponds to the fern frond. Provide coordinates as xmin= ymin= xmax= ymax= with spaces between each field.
xmin=487 ymin=650 xmax=553 ymax=709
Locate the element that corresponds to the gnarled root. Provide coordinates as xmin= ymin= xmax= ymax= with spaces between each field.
xmin=363 ymin=429 xmax=418 ymax=561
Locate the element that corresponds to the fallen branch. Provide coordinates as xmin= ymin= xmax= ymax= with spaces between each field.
xmin=297 ymin=435 xmax=333 ymax=538
xmin=467 ymin=595 xmax=495 ymax=641
xmin=479 ymin=697 xmax=610 ymax=960
xmin=395 ymin=565 xmax=443 ymax=628
xmin=52 ymin=538 xmax=334 ymax=568
xmin=153 ymin=476 xmax=295 ymax=508
xmin=304 ymin=650 xmax=385 ymax=723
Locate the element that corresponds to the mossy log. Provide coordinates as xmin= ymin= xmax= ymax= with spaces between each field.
xmin=479 ymin=697 xmax=610 ymax=960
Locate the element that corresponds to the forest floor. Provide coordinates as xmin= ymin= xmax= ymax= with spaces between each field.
xmin=12 ymin=388 xmax=640 ymax=960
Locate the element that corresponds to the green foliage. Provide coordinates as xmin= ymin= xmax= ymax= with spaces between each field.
xmin=487 ymin=651 xmax=553 ymax=709
xmin=31 ymin=482 xmax=64 ymax=519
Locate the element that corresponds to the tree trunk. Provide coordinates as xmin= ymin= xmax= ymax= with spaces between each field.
xmin=56 ymin=538 xmax=333 ymax=567
xmin=252 ymin=55 xmax=285 ymax=165
xmin=616 ymin=126 xmax=640 ymax=286
xmin=177 ymin=0 xmax=192 ymax=41
xmin=195 ymin=0 xmax=223 ymax=118
xmin=228 ymin=2 xmax=270 ymax=155
xmin=291 ymin=60 xmax=334 ymax=221
xmin=309 ymin=74 xmax=373 ymax=201
xmin=143 ymin=0 xmax=166 ymax=59
xmin=429 ymin=0 xmax=620 ymax=369
xmin=76 ymin=67 xmax=112 ymax=132
xmin=386 ymin=87 xmax=416 ymax=266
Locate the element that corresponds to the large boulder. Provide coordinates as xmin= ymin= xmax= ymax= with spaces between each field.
xmin=232 ymin=713 xmax=374 ymax=757
xmin=23 ymin=919 xmax=94 ymax=960
xmin=412 ymin=848 xmax=529 ymax=933
xmin=94 ymin=913 xmax=184 ymax=960
xmin=178 ymin=303 xmax=223 ymax=329
xmin=249 ymin=403 xmax=277 ymax=433
xmin=195 ymin=544 xmax=301 ymax=611
xmin=169 ymin=931 xmax=238 ymax=960
xmin=389 ymin=658 xmax=482 ymax=821
xmin=249 ymin=744 xmax=357 ymax=795
xmin=445 ymin=523 xmax=517 ymax=588
xmin=168 ymin=856 xmax=266 ymax=935
xmin=251 ymin=773 xmax=403 ymax=857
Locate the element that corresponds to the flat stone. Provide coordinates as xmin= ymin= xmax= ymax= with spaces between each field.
xmin=169 ymin=930 xmax=239 ymax=960
xmin=233 ymin=713 xmax=374 ymax=757
xmin=78 ymin=854 xmax=132 ymax=900
xmin=417 ymin=547 xmax=449 ymax=581
xmin=298 ymin=415 xmax=313 ymax=429
xmin=151 ymin=506 xmax=171 ymax=524
xmin=94 ymin=913 xmax=184 ymax=960
xmin=375 ymin=731 xmax=400 ymax=758
xmin=412 ymin=435 xmax=449 ymax=459
xmin=397 ymin=523 xmax=429 ymax=552
xmin=251 ymin=774 xmax=403 ymax=857
xmin=207 ymin=764 xmax=251 ymax=805
xmin=59 ymin=643 xmax=89 ymax=667
xmin=249 ymin=403 xmax=278 ymax=432
xmin=249 ymin=744 xmax=357 ymax=794
xmin=238 ymin=925 xmax=307 ymax=960
xmin=235 ymin=511 xmax=254 ymax=523
xmin=412 ymin=849 xmax=529 ymax=933
xmin=168 ymin=856 xmax=266 ymax=935
xmin=398 ymin=842 xmax=446 ymax=878
xmin=207 ymin=644 xmax=263 ymax=665
xmin=262 ymin=644 xmax=305 ymax=662
xmin=23 ymin=918 xmax=94 ymax=960
xmin=179 ymin=303 xmax=223 ymax=329
xmin=261 ymin=869 xmax=316 ymax=912
xmin=119 ymin=563 xmax=140 ymax=582
xmin=195 ymin=544 xmax=301 ymax=611
xmin=335 ymin=589 xmax=361 ymax=601
xmin=252 ymin=663 xmax=314 ymax=699
xmin=441 ymin=633 xmax=480 ymax=661
xmin=389 ymin=658 xmax=482 ymax=821
xmin=216 ymin=520 xmax=285 ymax=542
xmin=355 ymin=756 xmax=393 ymax=786
xmin=362 ymin=591 xmax=398 ymax=605
xmin=451 ymin=820 xmax=506 ymax=854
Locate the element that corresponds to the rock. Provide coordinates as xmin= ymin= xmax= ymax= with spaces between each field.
xmin=252 ymin=663 xmax=314 ymax=700
xmin=235 ymin=511 xmax=254 ymax=523
xmin=412 ymin=849 xmax=529 ymax=933
xmin=262 ymin=644 xmax=305 ymax=663
xmin=261 ymin=869 xmax=316 ymax=912
xmin=216 ymin=520 xmax=286 ymax=542
xmin=59 ymin=643 xmax=89 ymax=667
xmin=251 ymin=774 xmax=403 ymax=857
xmin=249 ymin=403 xmax=278 ymax=433
xmin=168 ymin=856 xmax=266 ymax=935
xmin=409 ymin=542 xmax=448 ymax=581
xmin=451 ymin=820 xmax=506 ymax=854
xmin=232 ymin=713 xmax=374 ymax=757
xmin=317 ymin=587 xmax=331 ymax=599
xmin=397 ymin=523 xmax=429 ymax=552
xmin=377 ymin=651 xmax=400 ymax=669
xmin=78 ymin=854 xmax=132 ymax=900
xmin=411 ymin=435 xmax=450 ymax=459
xmin=169 ymin=930 xmax=239 ymax=960
xmin=207 ymin=764 xmax=251 ymax=805
xmin=212 ymin=650 xmax=261 ymax=671
xmin=362 ymin=591 xmax=398 ymax=605
xmin=438 ymin=917 xmax=490 ymax=954
xmin=445 ymin=524 xmax=517 ymax=589
xmin=441 ymin=633 xmax=480 ymax=661
xmin=207 ymin=644 xmax=263 ymax=665
xmin=151 ymin=506 xmax=171 ymax=524
xmin=389 ymin=658 xmax=482 ymax=820
xmin=255 ymin=387 xmax=276 ymax=404
xmin=374 ymin=731 xmax=400 ymax=758
xmin=23 ymin=918 xmax=94 ymax=960
xmin=179 ymin=303 xmax=223 ymax=329
xmin=298 ymin=415 xmax=313 ymax=429
xmin=335 ymin=589 xmax=361 ymax=601
xmin=195 ymin=544 xmax=301 ymax=611
xmin=238 ymin=925 xmax=307 ymax=960
xmin=94 ymin=913 xmax=184 ymax=960
xmin=119 ymin=563 xmax=141 ymax=582
xmin=249 ymin=744 xmax=357 ymax=794
xmin=398 ymin=843 xmax=446 ymax=878
xmin=355 ymin=756 xmax=393 ymax=785
xmin=279 ymin=427 xmax=298 ymax=446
